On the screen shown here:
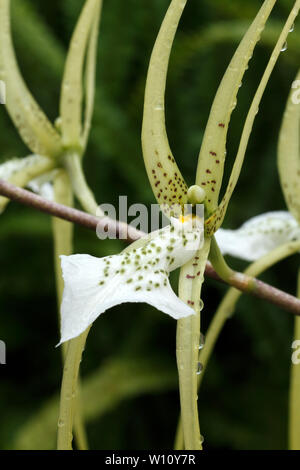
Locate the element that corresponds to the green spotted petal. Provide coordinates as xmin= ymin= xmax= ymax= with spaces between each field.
xmin=60 ymin=0 xmax=101 ymax=150
xmin=142 ymin=0 xmax=188 ymax=216
xmin=196 ymin=0 xmax=276 ymax=214
xmin=59 ymin=217 xmax=204 ymax=343
xmin=0 ymin=154 xmax=55 ymax=212
xmin=205 ymin=1 xmax=300 ymax=236
xmin=278 ymin=69 xmax=300 ymax=224
xmin=0 ymin=0 xmax=62 ymax=158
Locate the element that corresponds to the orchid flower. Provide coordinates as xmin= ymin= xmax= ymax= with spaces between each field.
xmin=140 ymin=0 xmax=300 ymax=450
xmin=0 ymin=0 xmax=103 ymax=216
xmin=133 ymin=0 xmax=300 ymax=451
xmin=59 ymin=215 xmax=204 ymax=344
xmin=215 ymin=211 xmax=300 ymax=262
xmin=55 ymin=0 xmax=300 ymax=451
xmin=0 ymin=1 xmax=103 ymax=451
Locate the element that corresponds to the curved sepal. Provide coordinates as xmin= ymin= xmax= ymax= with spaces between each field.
xmin=60 ymin=0 xmax=101 ymax=150
xmin=196 ymin=0 xmax=276 ymax=214
xmin=0 ymin=0 xmax=62 ymax=157
xmin=82 ymin=1 xmax=102 ymax=151
xmin=205 ymin=2 xmax=300 ymax=236
xmin=142 ymin=0 xmax=189 ymax=217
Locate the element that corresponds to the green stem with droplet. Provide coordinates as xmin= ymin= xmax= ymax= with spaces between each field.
xmin=57 ymin=329 xmax=90 ymax=450
xmin=175 ymin=240 xmax=300 ymax=450
xmin=176 ymin=238 xmax=211 ymax=450
xmin=289 ymin=268 xmax=300 ymax=449
xmin=52 ymin=170 xmax=88 ymax=450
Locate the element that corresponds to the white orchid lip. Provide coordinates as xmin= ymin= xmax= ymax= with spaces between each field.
xmin=0 ymin=154 xmax=55 ymax=212
xmin=215 ymin=211 xmax=300 ymax=262
xmin=27 ymin=171 xmax=57 ymax=201
xmin=59 ymin=216 xmax=204 ymax=344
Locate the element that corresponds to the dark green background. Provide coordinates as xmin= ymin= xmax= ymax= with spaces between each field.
xmin=0 ymin=0 xmax=299 ymax=450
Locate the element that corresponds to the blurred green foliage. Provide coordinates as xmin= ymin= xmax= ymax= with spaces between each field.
xmin=0 ymin=0 xmax=299 ymax=450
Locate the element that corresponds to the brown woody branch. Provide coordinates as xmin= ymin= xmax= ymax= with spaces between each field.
xmin=0 ymin=179 xmax=299 ymax=316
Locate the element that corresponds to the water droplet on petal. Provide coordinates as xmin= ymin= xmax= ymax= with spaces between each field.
xmin=199 ymin=333 xmax=205 ymax=350
xmin=281 ymin=42 xmax=288 ymax=52
xmin=230 ymin=100 xmax=237 ymax=112
xmin=199 ymin=299 xmax=204 ymax=311
xmin=289 ymin=23 xmax=295 ymax=33
xmin=196 ymin=362 xmax=203 ymax=375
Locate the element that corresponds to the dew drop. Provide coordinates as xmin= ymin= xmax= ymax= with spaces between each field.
xmin=199 ymin=333 xmax=205 ymax=350
xmin=58 ymin=419 xmax=65 ymax=428
xmin=281 ymin=42 xmax=288 ymax=52
xmin=196 ymin=362 xmax=203 ymax=375
xmin=199 ymin=299 xmax=204 ymax=311
xmin=200 ymin=435 xmax=204 ymax=444
xmin=230 ymin=100 xmax=237 ymax=112
xmin=289 ymin=23 xmax=295 ymax=33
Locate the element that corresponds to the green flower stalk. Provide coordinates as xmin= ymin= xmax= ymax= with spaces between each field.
xmin=52 ymin=170 xmax=88 ymax=450
xmin=289 ymin=270 xmax=300 ymax=450
xmin=175 ymin=239 xmax=300 ymax=450
xmin=173 ymin=214 xmax=300 ymax=449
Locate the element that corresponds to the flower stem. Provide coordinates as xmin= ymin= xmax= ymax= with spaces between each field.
xmin=53 ymin=170 xmax=88 ymax=450
xmin=209 ymin=235 xmax=234 ymax=281
xmin=64 ymin=152 xmax=102 ymax=216
xmin=175 ymin=240 xmax=300 ymax=450
xmin=176 ymin=238 xmax=211 ymax=450
xmin=57 ymin=329 xmax=90 ymax=450
xmin=289 ymin=268 xmax=300 ymax=449
xmin=52 ymin=170 xmax=74 ymax=318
